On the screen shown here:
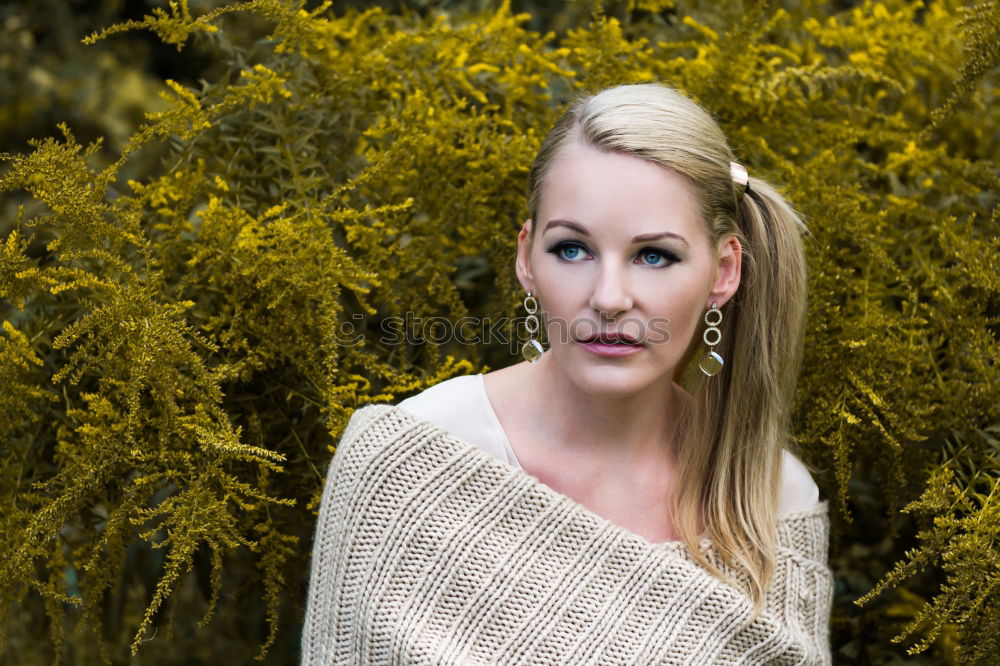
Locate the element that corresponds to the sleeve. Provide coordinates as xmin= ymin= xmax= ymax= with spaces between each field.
xmin=774 ymin=503 xmax=835 ymax=666
xmin=300 ymin=405 xmax=383 ymax=665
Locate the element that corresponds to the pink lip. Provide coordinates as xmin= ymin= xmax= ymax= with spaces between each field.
xmin=578 ymin=341 xmax=644 ymax=357
xmin=579 ymin=330 xmax=641 ymax=344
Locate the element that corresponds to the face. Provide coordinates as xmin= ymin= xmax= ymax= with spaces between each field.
xmin=516 ymin=139 xmax=741 ymax=396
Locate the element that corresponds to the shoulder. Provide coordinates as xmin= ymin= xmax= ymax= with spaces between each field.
xmin=778 ymin=449 xmax=821 ymax=515
xmin=774 ymin=452 xmax=829 ymax=566
xmin=395 ymin=374 xmax=481 ymax=422
xmin=394 ymin=374 xmax=503 ymax=450
xmin=329 ymin=401 xmax=463 ymax=477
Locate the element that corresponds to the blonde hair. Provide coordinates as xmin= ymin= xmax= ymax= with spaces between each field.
xmin=524 ymin=83 xmax=810 ymax=614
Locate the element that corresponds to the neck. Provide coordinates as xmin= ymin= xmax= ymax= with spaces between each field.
xmin=526 ymin=352 xmax=687 ymax=466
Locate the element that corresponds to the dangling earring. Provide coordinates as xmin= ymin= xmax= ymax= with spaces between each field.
xmin=699 ymin=302 xmax=724 ymax=376
xmin=521 ymin=290 xmax=544 ymax=363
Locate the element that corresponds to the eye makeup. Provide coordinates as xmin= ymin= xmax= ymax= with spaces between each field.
xmin=544 ymin=240 xmax=681 ymax=267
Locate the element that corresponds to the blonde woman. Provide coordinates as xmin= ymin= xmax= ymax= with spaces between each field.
xmin=301 ymin=83 xmax=833 ymax=665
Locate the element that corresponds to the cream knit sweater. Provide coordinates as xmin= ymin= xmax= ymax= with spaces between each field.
xmin=301 ymin=404 xmax=834 ymax=665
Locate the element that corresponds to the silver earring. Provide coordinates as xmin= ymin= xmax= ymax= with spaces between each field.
xmin=521 ymin=291 xmax=544 ymax=363
xmin=699 ymin=302 xmax=724 ymax=376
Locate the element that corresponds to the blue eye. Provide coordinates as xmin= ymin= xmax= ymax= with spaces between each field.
xmin=640 ymin=249 xmax=675 ymax=266
xmin=549 ymin=242 xmax=587 ymax=261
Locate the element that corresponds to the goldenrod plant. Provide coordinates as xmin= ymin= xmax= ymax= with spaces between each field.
xmin=0 ymin=0 xmax=996 ymax=663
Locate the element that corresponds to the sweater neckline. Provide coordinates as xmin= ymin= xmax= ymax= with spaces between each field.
xmin=377 ymin=403 xmax=828 ymax=552
xmin=476 ymin=373 xmax=684 ymax=548
xmin=473 ymin=373 xmax=683 ymax=546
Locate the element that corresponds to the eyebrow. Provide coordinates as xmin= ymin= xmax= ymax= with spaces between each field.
xmin=543 ymin=219 xmax=689 ymax=247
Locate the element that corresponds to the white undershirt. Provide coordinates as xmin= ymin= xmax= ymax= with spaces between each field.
xmin=396 ymin=373 xmax=821 ymax=515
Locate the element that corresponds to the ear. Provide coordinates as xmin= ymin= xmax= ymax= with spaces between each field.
xmin=707 ymin=234 xmax=742 ymax=308
xmin=515 ymin=219 xmax=536 ymax=293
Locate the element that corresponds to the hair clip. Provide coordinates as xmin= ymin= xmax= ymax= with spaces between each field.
xmin=730 ymin=161 xmax=749 ymax=200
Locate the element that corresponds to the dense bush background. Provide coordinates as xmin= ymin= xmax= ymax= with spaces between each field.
xmin=1 ymin=0 xmax=997 ymax=663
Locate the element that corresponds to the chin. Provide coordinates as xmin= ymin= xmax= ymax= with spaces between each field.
xmin=568 ymin=360 xmax=665 ymax=396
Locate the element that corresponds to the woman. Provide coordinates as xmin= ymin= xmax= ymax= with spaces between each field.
xmin=301 ymin=83 xmax=832 ymax=665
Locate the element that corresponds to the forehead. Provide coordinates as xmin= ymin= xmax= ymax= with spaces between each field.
xmin=538 ymin=141 xmax=705 ymax=239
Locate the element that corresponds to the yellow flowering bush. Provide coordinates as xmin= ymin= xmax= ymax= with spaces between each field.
xmin=1 ymin=0 xmax=996 ymax=663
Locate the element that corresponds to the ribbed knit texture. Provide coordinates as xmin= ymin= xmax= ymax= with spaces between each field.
xmin=301 ymin=404 xmax=834 ymax=665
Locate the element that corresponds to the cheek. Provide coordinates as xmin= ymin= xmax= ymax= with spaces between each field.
xmin=532 ymin=265 xmax=582 ymax=308
xmin=648 ymin=291 xmax=705 ymax=348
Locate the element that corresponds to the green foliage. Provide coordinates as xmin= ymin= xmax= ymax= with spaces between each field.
xmin=857 ymin=436 xmax=1000 ymax=663
xmin=0 ymin=0 xmax=996 ymax=663
xmin=0 ymin=0 xmax=173 ymax=179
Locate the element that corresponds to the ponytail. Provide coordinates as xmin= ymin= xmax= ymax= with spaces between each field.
xmin=673 ymin=175 xmax=810 ymax=616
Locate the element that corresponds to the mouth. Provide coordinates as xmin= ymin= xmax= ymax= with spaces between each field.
xmin=577 ymin=333 xmax=643 ymax=346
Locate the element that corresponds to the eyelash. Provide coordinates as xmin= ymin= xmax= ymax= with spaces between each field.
xmin=544 ymin=241 xmax=680 ymax=267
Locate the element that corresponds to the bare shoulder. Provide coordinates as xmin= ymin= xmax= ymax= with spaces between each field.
xmin=778 ymin=449 xmax=821 ymax=515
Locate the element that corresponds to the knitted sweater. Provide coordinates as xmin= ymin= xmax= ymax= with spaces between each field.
xmin=301 ymin=404 xmax=834 ymax=665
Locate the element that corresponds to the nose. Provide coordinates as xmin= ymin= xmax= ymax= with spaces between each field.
xmin=588 ymin=262 xmax=634 ymax=319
